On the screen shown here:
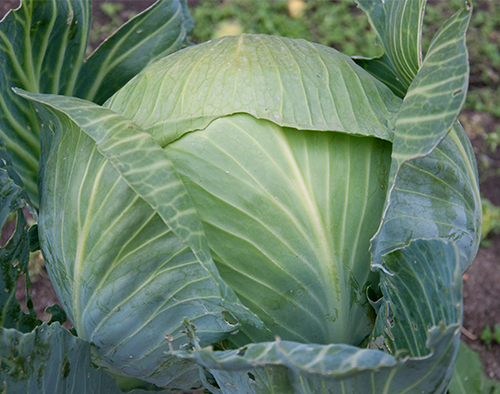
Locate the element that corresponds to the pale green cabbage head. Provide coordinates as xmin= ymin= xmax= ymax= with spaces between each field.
xmin=106 ymin=34 xmax=399 ymax=348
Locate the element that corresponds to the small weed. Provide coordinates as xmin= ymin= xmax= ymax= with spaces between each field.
xmin=100 ymin=2 xmax=125 ymax=21
xmin=481 ymin=325 xmax=492 ymax=349
xmin=478 ymin=136 xmax=500 ymax=185
xmin=484 ymin=126 xmax=500 ymax=152
xmin=481 ymin=198 xmax=500 ymax=246
xmin=495 ymin=325 xmax=500 ymax=344
xmin=460 ymin=112 xmax=500 ymax=185
xmin=480 ymin=324 xmax=500 ymax=350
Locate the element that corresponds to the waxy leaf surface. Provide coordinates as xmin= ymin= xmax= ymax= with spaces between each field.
xmin=355 ymin=0 xmax=425 ymax=95
xmin=0 ymin=323 xmax=177 ymax=394
xmin=371 ymin=2 xmax=480 ymax=272
xmin=107 ymin=34 xmax=401 ymax=146
xmin=0 ymin=0 xmax=192 ymax=205
xmin=17 ymin=90 xmax=260 ymax=389
xmin=175 ymin=239 xmax=463 ymax=394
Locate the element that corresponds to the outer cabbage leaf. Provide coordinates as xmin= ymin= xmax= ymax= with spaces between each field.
xmin=16 ymin=90 xmax=261 ymax=389
xmin=0 ymin=0 xmax=89 ymax=203
xmin=0 ymin=210 xmax=37 ymax=332
xmin=371 ymin=3 xmax=480 ymax=273
xmin=73 ymin=0 xmax=193 ymax=105
xmin=0 ymin=323 xmax=176 ymax=394
xmin=354 ymin=0 xmax=425 ymax=96
xmin=0 ymin=142 xmax=39 ymax=332
xmin=173 ymin=239 xmax=462 ymax=394
xmin=0 ymin=0 xmax=193 ymax=205
xmin=106 ymin=34 xmax=401 ymax=146
xmin=389 ymin=5 xmax=470 ymax=166
xmin=448 ymin=341 xmax=500 ymax=394
xmin=372 ymin=122 xmax=480 ymax=273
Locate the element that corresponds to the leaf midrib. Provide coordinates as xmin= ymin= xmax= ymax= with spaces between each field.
xmin=273 ymin=128 xmax=338 ymax=302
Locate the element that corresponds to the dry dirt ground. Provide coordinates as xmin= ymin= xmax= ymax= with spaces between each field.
xmin=1 ymin=0 xmax=499 ymax=384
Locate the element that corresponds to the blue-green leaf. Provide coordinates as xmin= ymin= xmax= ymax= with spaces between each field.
xmin=0 ymin=323 xmax=174 ymax=394
xmin=0 ymin=209 xmax=39 ymax=332
xmin=369 ymin=240 xmax=462 ymax=359
xmin=16 ymin=89 xmax=261 ymax=388
xmin=390 ymin=4 xmax=471 ymax=166
xmin=0 ymin=0 xmax=193 ymax=206
xmin=0 ymin=144 xmax=39 ymax=332
xmin=448 ymin=341 xmax=500 ymax=394
xmin=372 ymin=122 xmax=481 ymax=272
xmin=0 ymin=0 xmax=91 ymax=205
xmin=74 ymin=0 xmax=193 ymax=104
xmin=372 ymin=3 xmax=480 ymax=272
xmin=354 ymin=0 xmax=426 ymax=95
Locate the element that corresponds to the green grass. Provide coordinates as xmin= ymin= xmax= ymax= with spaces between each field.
xmin=190 ymin=0 xmax=380 ymax=58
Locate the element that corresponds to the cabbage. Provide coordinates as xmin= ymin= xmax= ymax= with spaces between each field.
xmin=1 ymin=0 xmax=481 ymax=392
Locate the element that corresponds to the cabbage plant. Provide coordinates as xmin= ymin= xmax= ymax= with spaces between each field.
xmin=0 ymin=0 xmax=482 ymax=393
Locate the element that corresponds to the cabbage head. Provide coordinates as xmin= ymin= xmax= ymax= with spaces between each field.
xmin=11 ymin=0 xmax=481 ymax=393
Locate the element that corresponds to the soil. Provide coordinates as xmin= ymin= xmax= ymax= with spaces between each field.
xmin=461 ymin=111 xmax=500 ymax=381
xmin=1 ymin=0 xmax=499 ymax=385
